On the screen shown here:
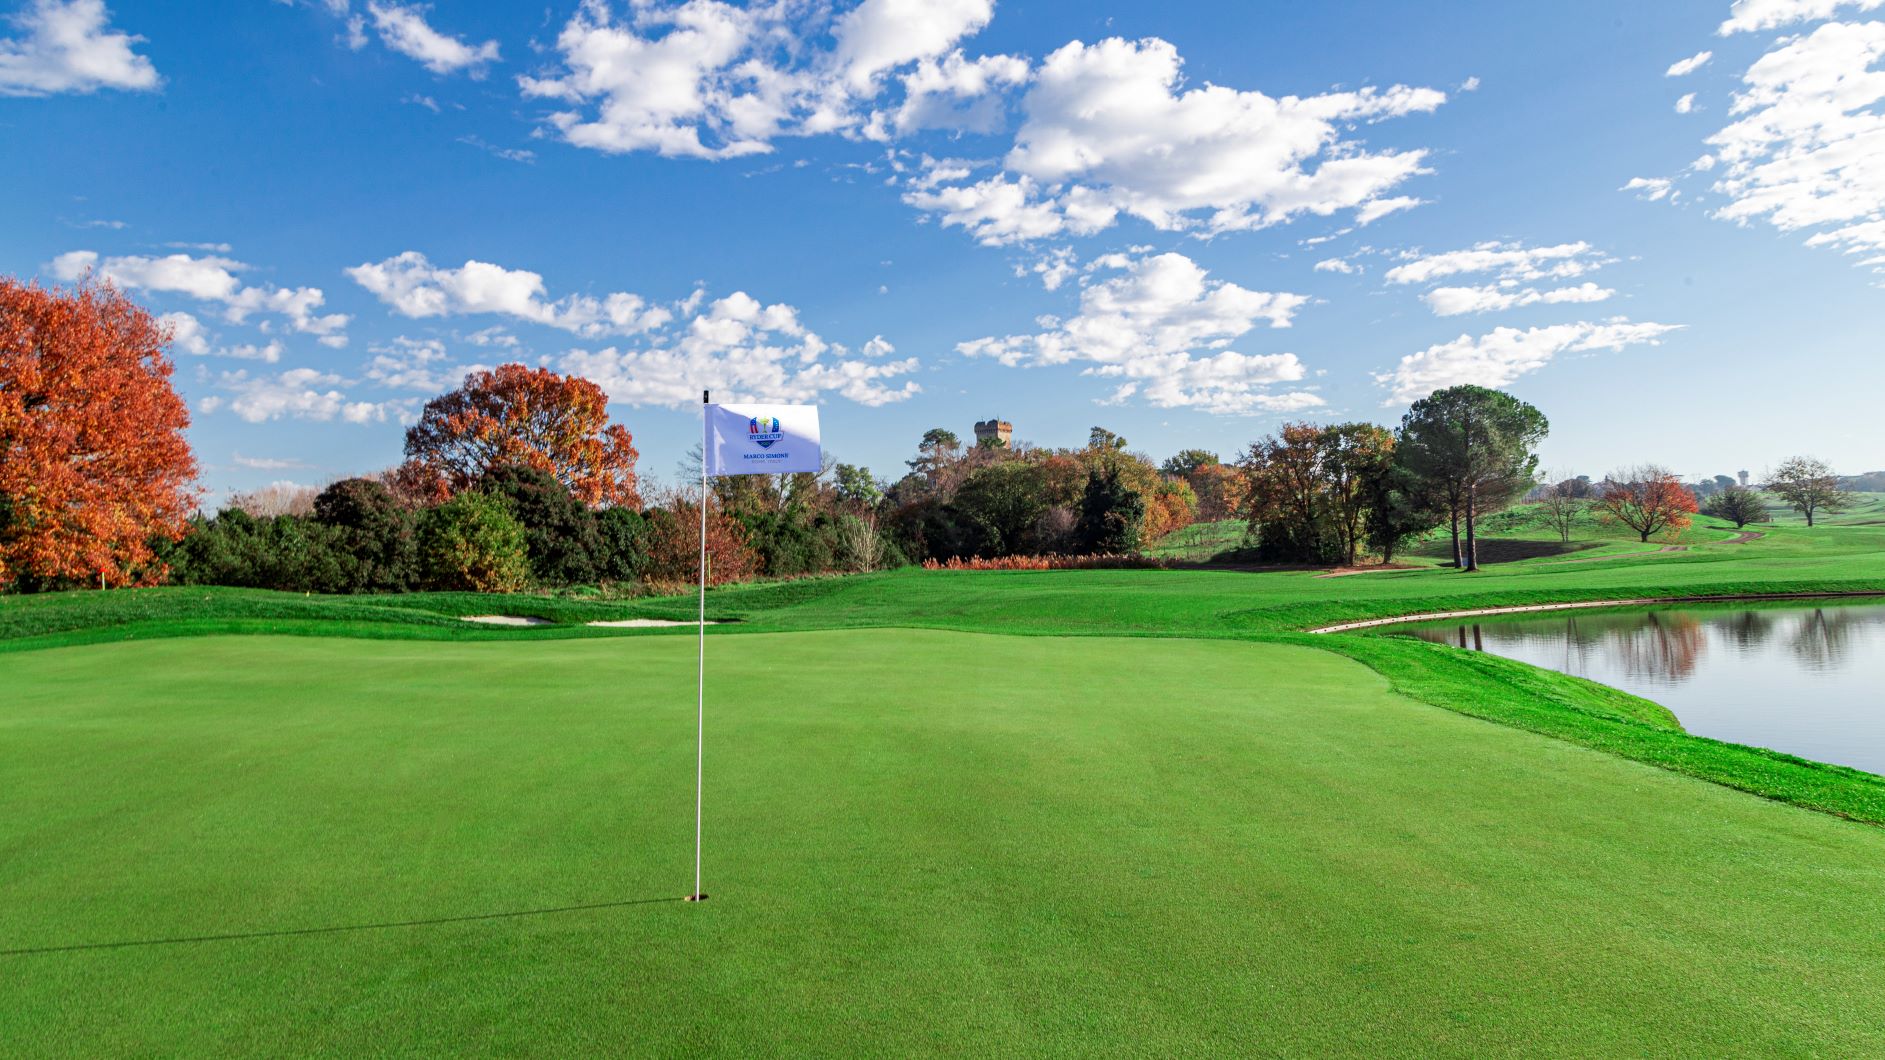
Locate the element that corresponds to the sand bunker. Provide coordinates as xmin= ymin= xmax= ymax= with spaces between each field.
xmin=460 ymin=615 xmax=556 ymax=626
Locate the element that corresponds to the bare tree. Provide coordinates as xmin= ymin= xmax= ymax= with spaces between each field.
xmin=1536 ymin=475 xmax=1589 ymax=542
xmin=226 ymin=481 xmax=320 ymax=517
xmin=1765 ymin=456 xmax=1848 ymax=527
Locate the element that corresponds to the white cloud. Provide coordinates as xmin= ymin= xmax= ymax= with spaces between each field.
xmin=1701 ymin=20 xmax=1885 ymax=263
xmin=0 ymin=0 xmax=159 ymax=96
xmin=364 ymin=336 xmax=487 ymax=391
xmin=1676 ymin=92 xmax=1697 ymax=114
xmin=518 ymin=0 xmax=1012 ymax=159
xmin=1422 ymin=281 xmax=1614 ymax=316
xmin=200 ymin=368 xmax=407 ymax=424
xmin=904 ymin=37 xmax=1446 ymax=244
xmin=558 ymin=290 xmax=920 ymax=408
xmin=347 ymin=251 xmax=670 ymax=337
xmin=159 ymin=311 xmax=210 ymax=355
xmin=232 ymin=453 xmax=311 ymax=471
xmin=1313 ymin=257 xmax=1357 ymax=274
xmin=1719 ymin=0 xmax=1882 ymax=34
xmin=1376 ymin=320 xmax=1684 ymax=403
xmin=1667 ymin=50 xmax=1714 ymax=76
xmin=366 ymin=2 xmax=498 ymax=77
xmin=51 ymin=249 xmax=350 ymax=340
xmin=956 ymin=251 xmax=1317 ymax=414
xmin=1623 ymin=176 xmax=1674 ymax=201
xmin=1385 ymin=241 xmax=1610 ymax=286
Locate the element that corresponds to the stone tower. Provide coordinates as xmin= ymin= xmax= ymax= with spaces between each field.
xmin=973 ymin=418 xmax=1013 ymax=447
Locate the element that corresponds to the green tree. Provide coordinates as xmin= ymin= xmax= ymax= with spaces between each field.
xmin=312 ymin=477 xmax=415 ymax=591
xmin=834 ymin=463 xmax=883 ymax=507
xmin=1160 ymin=449 xmax=1219 ymax=478
xmin=1702 ymin=484 xmax=1771 ymax=529
xmin=480 ymin=463 xmax=601 ymax=585
xmin=1397 ymin=385 xmax=1548 ymax=572
xmin=1765 ymin=456 xmax=1848 ymax=527
xmin=417 ymin=491 xmax=529 ymax=592
xmin=953 ymin=461 xmax=1050 ymax=556
xmin=1364 ymin=463 xmax=1439 ymax=564
xmin=1077 ymin=466 xmax=1145 ymax=553
xmin=1320 ymin=423 xmax=1395 ymax=566
xmin=1087 ymin=426 xmax=1128 ymax=452
xmin=593 ymin=506 xmax=650 ymax=583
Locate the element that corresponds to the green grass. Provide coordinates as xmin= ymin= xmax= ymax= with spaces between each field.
xmin=7 ymin=521 xmax=1885 ymax=1052
xmin=9 ymin=631 xmax=1885 ymax=1055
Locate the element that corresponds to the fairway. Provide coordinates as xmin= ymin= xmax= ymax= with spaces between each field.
xmin=6 ymin=630 xmax=1885 ymax=1055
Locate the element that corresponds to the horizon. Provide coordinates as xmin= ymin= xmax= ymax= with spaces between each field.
xmin=4 ymin=0 xmax=1883 ymax=506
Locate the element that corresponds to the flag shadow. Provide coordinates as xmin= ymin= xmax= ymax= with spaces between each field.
xmin=0 ymin=895 xmax=684 ymax=957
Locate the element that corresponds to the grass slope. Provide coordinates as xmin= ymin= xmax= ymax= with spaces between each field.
xmin=8 ymin=631 xmax=1885 ymax=1055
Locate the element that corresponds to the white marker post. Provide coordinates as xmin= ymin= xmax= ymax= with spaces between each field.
xmin=688 ymin=395 xmax=822 ymax=904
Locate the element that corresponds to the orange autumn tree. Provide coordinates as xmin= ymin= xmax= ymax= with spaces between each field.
xmin=400 ymin=364 xmax=640 ymax=507
xmin=1595 ymin=465 xmax=1699 ymax=542
xmin=0 ymin=278 xmax=199 ymax=590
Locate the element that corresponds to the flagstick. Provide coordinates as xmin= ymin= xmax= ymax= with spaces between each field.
xmin=689 ymin=389 xmax=709 ymax=903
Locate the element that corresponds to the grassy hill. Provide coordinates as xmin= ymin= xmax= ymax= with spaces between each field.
xmin=5 ymin=520 xmax=1885 ymax=1054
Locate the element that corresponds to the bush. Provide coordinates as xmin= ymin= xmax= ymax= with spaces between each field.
xmin=416 ymin=491 xmax=530 ymax=592
xmin=593 ymin=506 xmax=651 ymax=583
xmin=480 ymin=464 xmax=601 ymax=585
xmin=168 ymin=510 xmax=350 ymax=593
xmin=311 ymin=478 xmax=415 ymax=592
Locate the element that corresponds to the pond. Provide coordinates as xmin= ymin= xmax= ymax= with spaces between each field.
xmin=1389 ymin=600 xmax=1885 ymax=775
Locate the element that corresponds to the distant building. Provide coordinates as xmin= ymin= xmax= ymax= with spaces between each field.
xmin=974 ymin=418 xmax=1013 ymax=447
xmin=1738 ymin=470 xmax=1750 ymax=487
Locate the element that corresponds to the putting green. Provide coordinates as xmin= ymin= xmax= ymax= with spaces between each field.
xmin=4 ymin=630 xmax=1884 ymax=1055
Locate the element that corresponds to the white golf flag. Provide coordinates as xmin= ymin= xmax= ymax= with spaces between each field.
xmin=705 ymin=403 xmax=822 ymax=477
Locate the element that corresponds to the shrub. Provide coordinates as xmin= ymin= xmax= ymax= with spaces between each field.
xmin=168 ymin=510 xmax=350 ymax=593
xmin=593 ymin=506 xmax=651 ymax=583
xmin=416 ymin=491 xmax=530 ymax=592
xmin=480 ymin=464 xmax=601 ymax=585
xmin=312 ymin=478 xmax=415 ymax=592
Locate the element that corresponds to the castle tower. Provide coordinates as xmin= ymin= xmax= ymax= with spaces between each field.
xmin=1738 ymin=470 xmax=1750 ymax=487
xmin=973 ymin=418 xmax=1013 ymax=447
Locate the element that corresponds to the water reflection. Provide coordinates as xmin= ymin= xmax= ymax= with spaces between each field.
xmin=1393 ymin=602 xmax=1885 ymax=774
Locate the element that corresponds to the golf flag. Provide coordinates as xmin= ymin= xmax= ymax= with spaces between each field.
xmin=705 ymin=403 xmax=821 ymax=477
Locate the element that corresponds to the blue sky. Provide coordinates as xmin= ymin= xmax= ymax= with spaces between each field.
xmin=4 ymin=0 xmax=1882 ymax=504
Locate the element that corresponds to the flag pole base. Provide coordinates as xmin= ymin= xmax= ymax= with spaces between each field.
xmin=685 ymin=893 xmax=710 ymax=902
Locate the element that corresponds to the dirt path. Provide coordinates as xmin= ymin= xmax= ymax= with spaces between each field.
xmin=1727 ymin=530 xmax=1766 ymax=544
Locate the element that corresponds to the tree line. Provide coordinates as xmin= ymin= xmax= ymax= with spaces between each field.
xmin=0 ymin=278 xmax=1867 ymax=594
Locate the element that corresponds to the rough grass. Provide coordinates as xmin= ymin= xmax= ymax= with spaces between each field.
xmin=9 ymin=631 xmax=1885 ymax=1055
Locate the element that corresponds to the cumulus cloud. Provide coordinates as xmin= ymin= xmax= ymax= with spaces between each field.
xmin=956 ymin=251 xmax=1318 ymax=414
xmin=1719 ymin=0 xmax=1882 ymax=34
xmin=1376 ymin=320 xmax=1684 ymax=403
xmin=1701 ymin=20 xmax=1885 ymax=264
xmin=559 ymin=290 xmax=920 ymax=408
xmin=0 ymin=0 xmax=159 ymax=96
xmin=366 ymin=2 xmax=498 ymax=76
xmin=1313 ymin=257 xmax=1357 ymax=274
xmin=1676 ymin=92 xmax=1697 ymax=114
xmin=363 ymin=336 xmax=485 ymax=391
xmin=903 ymin=37 xmax=1446 ymax=243
xmin=517 ymin=0 xmax=1018 ymax=158
xmin=199 ymin=368 xmax=407 ymax=424
xmin=349 ymin=250 xmax=916 ymax=407
xmin=51 ymin=249 xmax=350 ymax=341
xmin=1667 ymin=50 xmax=1714 ymax=76
xmin=347 ymin=251 xmax=671 ymax=337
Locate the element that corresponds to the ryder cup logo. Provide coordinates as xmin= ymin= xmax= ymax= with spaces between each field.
xmin=748 ymin=415 xmax=785 ymax=449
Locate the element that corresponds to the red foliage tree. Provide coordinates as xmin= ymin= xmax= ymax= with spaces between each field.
xmin=1595 ymin=465 xmax=1699 ymax=542
xmin=0 ymin=278 xmax=198 ymax=590
xmin=402 ymin=364 xmax=640 ymax=507
xmin=643 ymin=499 xmax=758 ymax=587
